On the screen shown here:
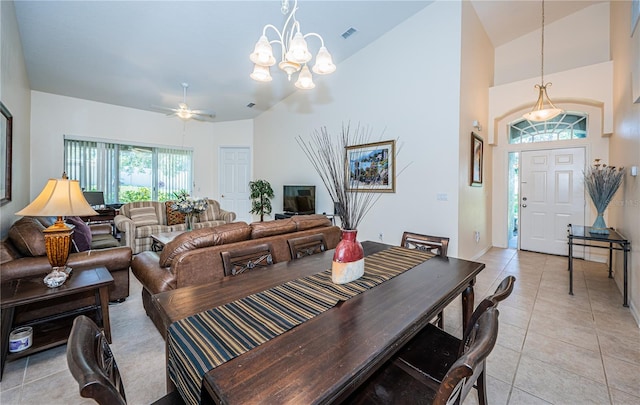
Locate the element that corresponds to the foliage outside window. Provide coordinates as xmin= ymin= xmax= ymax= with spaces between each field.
xmin=64 ymin=137 xmax=193 ymax=204
xmin=509 ymin=112 xmax=587 ymax=144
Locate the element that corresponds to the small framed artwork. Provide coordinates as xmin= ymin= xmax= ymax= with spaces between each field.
xmin=1 ymin=101 xmax=12 ymax=205
xmin=345 ymin=140 xmax=395 ymax=193
xmin=470 ymin=132 xmax=483 ymax=187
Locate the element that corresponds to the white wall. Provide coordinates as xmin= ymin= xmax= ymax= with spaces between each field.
xmin=458 ymin=1 xmax=494 ymax=259
xmin=495 ymin=2 xmax=610 ymax=86
xmin=254 ymin=1 xmax=465 ymax=255
xmin=610 ymin=0 xmax=640 ymax=324
xmin=29 ymin=91 xmax=253 ymax=200
xmin=0 ymin=1 xmax=31 ymax=238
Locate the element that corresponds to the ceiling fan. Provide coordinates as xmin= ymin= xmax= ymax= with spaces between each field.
xmin=153 ymin=83 xmax=215 ymax=121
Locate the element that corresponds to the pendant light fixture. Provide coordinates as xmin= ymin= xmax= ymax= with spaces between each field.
xmin=523 ymin=0 xmax=563 ymax=122
xmin=249 ymin=0 xmax=336 ymax=90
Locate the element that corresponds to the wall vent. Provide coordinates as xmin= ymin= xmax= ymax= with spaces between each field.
xmin=247 ymin=102 xmax=256 ymax=108
xmin=341 ymin=27 xmax=358 ymax=39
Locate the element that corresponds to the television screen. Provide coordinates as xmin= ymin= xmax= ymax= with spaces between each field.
xmin=283 ymin=185 xmax=316 ymax=214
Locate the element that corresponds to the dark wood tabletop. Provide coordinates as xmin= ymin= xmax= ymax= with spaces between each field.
xmin=153 ymin=241 xmax=485 ymax=405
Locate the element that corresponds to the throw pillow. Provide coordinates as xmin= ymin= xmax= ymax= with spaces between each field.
xmin=66 ymin=216 xmax=92 ymax=252
xmin=129 ymin=206 xmax=159 ymax=226
xmin=165 ymin=201 xmax=185 ymax=226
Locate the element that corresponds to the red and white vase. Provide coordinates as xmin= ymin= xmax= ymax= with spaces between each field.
xmin=332 ymin=229 xmax=364 ymax=284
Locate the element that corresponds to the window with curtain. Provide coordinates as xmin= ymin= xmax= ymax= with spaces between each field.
xmin=64 ymin=137 xmax=193 ymax=204
xmin=509 ymin=112 xmax=587 ymax=144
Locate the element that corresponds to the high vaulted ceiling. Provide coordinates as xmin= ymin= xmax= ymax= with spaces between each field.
xmin=13 ymin=0 xmax=602 ymax=123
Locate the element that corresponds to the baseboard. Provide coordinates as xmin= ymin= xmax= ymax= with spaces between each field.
xmin=471 ymin=245 xmax=492 ymax=261
xmin=629 ymin=299 xmax=640 ymax=328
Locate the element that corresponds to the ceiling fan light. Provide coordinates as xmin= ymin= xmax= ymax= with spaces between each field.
xmin=249 ymin=35 xmax=276 ymax=66
xmin=295 ymin=65 xmax=315 ymax=89
xmin=312 ymin=46 xmax=336 ymax=75
xmin=250 ymin=64 xmax=273 ymax=82
xmin=522 ymin=83 xmax=563 ymax=122
xmin=286 ymin=32 xmax=312 ymax=64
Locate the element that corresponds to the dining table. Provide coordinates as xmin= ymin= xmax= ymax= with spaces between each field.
xmin=153 ymin=241 xmax=485 ymax=405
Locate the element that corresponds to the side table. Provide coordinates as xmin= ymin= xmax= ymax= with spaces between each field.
xmin=567 ymin=224 xmax=630 ymax=307
xmin=0 ymin=266 xmax=114 ymax=380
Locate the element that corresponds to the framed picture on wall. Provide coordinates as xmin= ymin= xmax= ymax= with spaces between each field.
xmin=1 ymin=101 xmax=12 ymax=205
xmin=345 ymin=140 xmax=396 ymax=193
xmin=470 ymin=132 xmax=483 ymax=187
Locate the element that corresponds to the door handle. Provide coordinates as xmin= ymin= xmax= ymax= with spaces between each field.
xmin=522 ymin=204 xmax=527 ymax=208
xmin=221 ymin=195 xmax=224 ymax=198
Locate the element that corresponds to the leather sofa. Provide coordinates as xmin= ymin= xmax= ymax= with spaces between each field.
xmin=131 ymin=215 xmax=341 ymax=335
xmin=114 ymin=199 xmax=236 ymax=254
xmin=0 ymin=217 xmax=132 ymax=324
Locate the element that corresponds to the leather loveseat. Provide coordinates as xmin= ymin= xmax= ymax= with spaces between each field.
xmin=114 ymin=199 xmax=236 ymax=254
xmin=0 ymin=217 xmax=132 ymax=324
xmin=131 ymin=215 xmax=341 ymax=335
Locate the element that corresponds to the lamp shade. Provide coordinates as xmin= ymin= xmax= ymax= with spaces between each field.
xmin=522 ymin=83 xmax=563 ymax=122
xmin=16 ymin=178 xmax=98 ymax=217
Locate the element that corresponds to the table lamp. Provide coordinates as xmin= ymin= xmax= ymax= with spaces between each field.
xmin=15 ymin=173 xmax=97 ymax=286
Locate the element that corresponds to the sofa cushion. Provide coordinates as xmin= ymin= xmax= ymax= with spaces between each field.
xmin=291 ymin=215 xmax=332 ymax=231
xmin=66 ymin=216 xmax=92 ymax=252
xmin=250 ymin=219 xmax=297 ymax=239
xmin=159 ymin=222 xmax=252 ymax=267
xmin=129 ymin=207 xmax=159 ymax=226
xmin=8 ymin=217 xmax=47 ymax=257
xmin=165 ymin=201 xmax=186 ymax=226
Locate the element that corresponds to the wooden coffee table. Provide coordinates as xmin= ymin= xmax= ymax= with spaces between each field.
xmin=0 ymin=266 xmax=113 ymax=380
xmin=151 ymin=231 xmax=185 ymax=251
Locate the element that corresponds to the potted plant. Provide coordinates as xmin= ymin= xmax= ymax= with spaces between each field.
xmin=249 ymin=180 xmax=274 ymax=222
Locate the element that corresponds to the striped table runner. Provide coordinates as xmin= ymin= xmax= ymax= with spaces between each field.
xmin=167 ymin=246 xmax=434 ymax=405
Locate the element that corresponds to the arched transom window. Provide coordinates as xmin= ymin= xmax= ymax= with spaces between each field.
xmin=509 ymin=112 xmax=587 ymax=144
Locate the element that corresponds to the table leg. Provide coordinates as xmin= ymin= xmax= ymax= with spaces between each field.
xmin=461 ymin=279 xmax=475 ymax=330
xmin=0 ymin=307 xmax=15 ymax=381
xmin=623 ymin=243 xmax=629 ymax=307
xmin=608 ymin=242 xmax=613 ymax=278
xmin=568 ymin=236 xmax=574 ymax=295
xmin=96 ymin=285 xmax=112 ymax=343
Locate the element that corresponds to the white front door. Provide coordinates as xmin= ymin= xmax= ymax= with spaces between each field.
xmin=219 ymin=147 xmax=252 ymax=223
xmin=520 ymin=148 xmax=585 ymax=255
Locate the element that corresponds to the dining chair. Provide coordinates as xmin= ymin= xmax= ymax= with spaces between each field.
xmin=346 ymin=307 xmax=500 ymax=405
xmin=401 ymin=231 xmax=451 ymax=328
xmin=287 ymin=234 xmax=327 ymax=259
xmin=220 ymin=242 xmax=275 ymax=276
xmin=66 ymin=315 xmax=184 ymax=405
xmin=390 ymin=275 xmax=516 ymax=405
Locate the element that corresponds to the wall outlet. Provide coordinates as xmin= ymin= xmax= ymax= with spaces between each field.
xmin=436 ymin=193 xmax=448 ymax=201
xmin=378 ymin=232 xmax=384 ymax=242
xmin=474 ymin=231 xmax=480 ymax=243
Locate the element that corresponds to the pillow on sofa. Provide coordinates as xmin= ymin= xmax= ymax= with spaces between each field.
xmin=66 ymin=216 xmax=92 ymax=252
xmin=165 ymin=201 xmax=185 ymax=226
xmin=129 ymin=207 xmax=159 ymax=226
xmin=159 ymin=222 xmax=252 ymax=267
xmin=8 ymin=217 xmax=47 ymax=257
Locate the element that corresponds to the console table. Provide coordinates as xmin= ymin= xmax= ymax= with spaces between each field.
xmin=81 ymin=208 xmax=118 ymax=237
xmin=567 ymin=224 xmax=630 ymax=307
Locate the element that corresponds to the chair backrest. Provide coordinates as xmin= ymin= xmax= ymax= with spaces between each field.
xmin=433 ymin=307 xmax=499 ymax=405
xmin=461 ymin=275 xmax=515 ymax=351
xmin=221 ymin=242 xmax=275 ymax=276
xmin=66 ymin=315 xmax=126 ymax=405
xmin=287 ymin=234 xmax=327 ymax=260
xmin=401 ymin=231 xmax=450 ymax=257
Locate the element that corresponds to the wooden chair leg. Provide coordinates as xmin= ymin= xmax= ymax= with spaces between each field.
xmin=477 ymin=369 xmax=488 ymax=405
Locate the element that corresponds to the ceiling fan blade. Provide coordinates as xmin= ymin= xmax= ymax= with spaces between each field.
xmin=191 ymin=113 xmax=216 ymax=121
xmin=151 ymin=104 xmax=179 ymax=113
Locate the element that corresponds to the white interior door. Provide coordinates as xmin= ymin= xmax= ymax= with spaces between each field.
xmin=520 ymin=148 xmax=585 ymax=255
xmin=219 ymin=147 xmax=251 ymax=223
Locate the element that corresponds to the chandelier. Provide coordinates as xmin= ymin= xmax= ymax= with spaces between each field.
xmin=249 ymin=0 xmax=336 ymax=90
xmin=523 ymin=0 xmax=563 ymax=122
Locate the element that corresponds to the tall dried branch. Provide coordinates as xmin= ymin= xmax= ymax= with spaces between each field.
xmin=584 ymin=159 xmax=624 ymax=213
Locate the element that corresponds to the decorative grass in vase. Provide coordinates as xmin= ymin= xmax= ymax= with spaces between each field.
xmin=584 ymin=159 xmax=624 ymax=234
xmin=297 ymin=123 xmax=386 ymax=284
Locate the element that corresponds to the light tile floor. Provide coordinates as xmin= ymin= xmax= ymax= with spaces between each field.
xmin=1 ymin=248 xmax=638 ymax=404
